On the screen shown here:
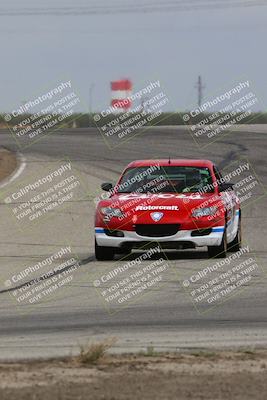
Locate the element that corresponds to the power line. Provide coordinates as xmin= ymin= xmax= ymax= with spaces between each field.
xmin=0 ymin=0 xmax=266 ymax=16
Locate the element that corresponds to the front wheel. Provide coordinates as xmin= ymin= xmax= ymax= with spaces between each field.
xmin=208 ymin=226 xmax=227 ymax=258
xmin=95 ymin=239 xmax=115 ymax=261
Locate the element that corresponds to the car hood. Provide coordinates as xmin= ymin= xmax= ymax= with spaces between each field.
xmin=98 ymin=192 xmax=222 ymax=226
xmin=107 ymin=192 xmax=220 ymax=208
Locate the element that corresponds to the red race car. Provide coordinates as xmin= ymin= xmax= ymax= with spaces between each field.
xmin=95 ymin=159 xmax=241 ymax=260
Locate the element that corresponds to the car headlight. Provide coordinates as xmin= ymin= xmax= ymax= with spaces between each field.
xmin=192 ymin=206 xmax=218 ymax=218
xmin=100 ymin=207 xmax=124 ymax=218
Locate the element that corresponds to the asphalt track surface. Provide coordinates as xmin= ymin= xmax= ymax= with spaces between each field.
xmin=0 ymin=126 xmax=266 ymax=360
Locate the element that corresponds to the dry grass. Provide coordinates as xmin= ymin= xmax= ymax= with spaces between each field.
xmin=77 ymin=338 xmax=117 ymax=365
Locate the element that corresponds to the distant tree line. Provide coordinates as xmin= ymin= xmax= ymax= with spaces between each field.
xmin=1 ymin=112 xmax=267 ymax=128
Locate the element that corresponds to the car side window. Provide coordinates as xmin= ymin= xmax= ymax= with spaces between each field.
xmin=213 ymin=166 xmax=223 ymax=184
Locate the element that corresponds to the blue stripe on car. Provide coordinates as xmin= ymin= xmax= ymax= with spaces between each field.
xmin=212 ymin=227 xmax=225 ymax=232
xmin=95 ymin=228 xmax=105 ymax=233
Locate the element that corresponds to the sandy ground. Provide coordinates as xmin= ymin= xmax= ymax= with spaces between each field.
xmin=0 ymin=147 xmax=17 ymax=182
xmin=0 ymin=350 xmax=266 ymax=400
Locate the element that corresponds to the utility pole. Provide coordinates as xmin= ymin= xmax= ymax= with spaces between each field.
xmin=195 ymin=75 xmax=205 ymax=107
xmin=89 ymin=83 xmax=95 ymax=127
xmin=89 ymin=84 xmax=95 ymax=114
xmin=141 ymin=95 xmax=148 ymax=113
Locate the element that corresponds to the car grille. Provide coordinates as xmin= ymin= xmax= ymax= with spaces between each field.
xmin=135 ymin=224 xmax=180 ymax=237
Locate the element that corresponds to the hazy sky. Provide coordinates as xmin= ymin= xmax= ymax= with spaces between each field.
xmin=0 ymin=0 xmax=267 ymax=112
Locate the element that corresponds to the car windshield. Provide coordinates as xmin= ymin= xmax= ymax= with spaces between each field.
xmin=116 ymin=165 xmax=214 ymax=194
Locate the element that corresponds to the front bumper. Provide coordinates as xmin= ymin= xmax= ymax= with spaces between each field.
xmin=95 ymin=226 xmax=224 ymax=248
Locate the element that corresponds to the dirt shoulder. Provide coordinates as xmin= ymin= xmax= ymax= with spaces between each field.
xmin=0 ymin=147 xmax=17 ymax=183
xmin=0 ymin=349 xmax=266 ymax=400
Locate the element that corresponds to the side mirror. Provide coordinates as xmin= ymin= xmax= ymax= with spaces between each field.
xmin=219 ymin=182 xmax=234 ymax=192
xmin=101 ymin=182 xmax=113 ymax=192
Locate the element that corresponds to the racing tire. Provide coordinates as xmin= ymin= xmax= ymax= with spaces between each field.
xmin=95 ymin=239 xmax=115 ymax=261
xmin=228 ymin=214 xmax=242 ymax=252
xmin=208 ymin=225 xmax=227 ymax=258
